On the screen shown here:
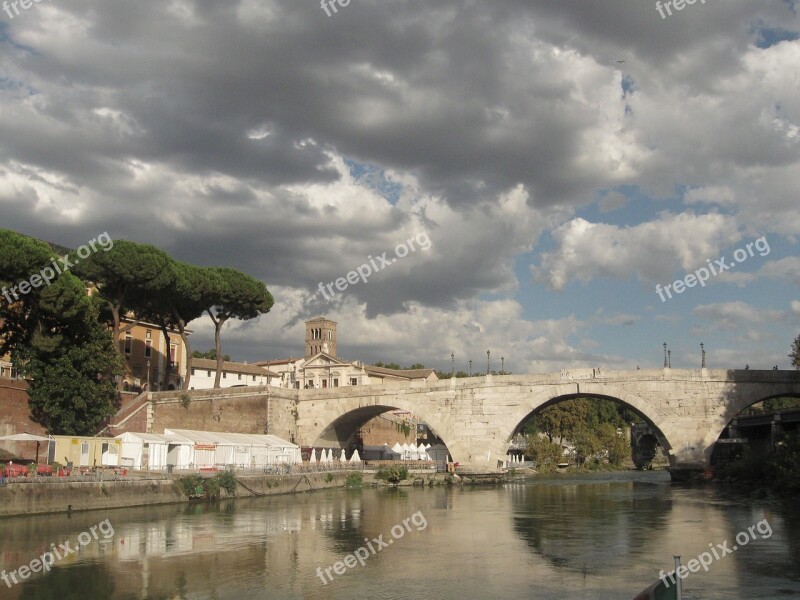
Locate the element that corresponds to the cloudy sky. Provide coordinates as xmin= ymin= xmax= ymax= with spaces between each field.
xmin=1 ymin=0 xmax=798 ymax=373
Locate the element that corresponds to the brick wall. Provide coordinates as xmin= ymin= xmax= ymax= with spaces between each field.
xmin=0 ymin=378 xmax=46 ymax=460
xmin=360 ymin=414 xmax=417 ymax=446
xmin=145 ymin=386 xmax=299 ymax=442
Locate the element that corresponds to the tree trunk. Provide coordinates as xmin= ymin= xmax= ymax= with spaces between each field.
xmin=159 ymin=323 xmax=172 ymax=390
xmin=177 ymin=319 xmax=192 ymax=391
xmin=208 ymin=309 xmax=229 ymax=389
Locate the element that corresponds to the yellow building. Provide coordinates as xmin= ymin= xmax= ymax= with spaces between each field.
xmin=51 ymin=435 xmax=121 ymax=467
xmin=115 ymin=317 xmax=189 ymax=392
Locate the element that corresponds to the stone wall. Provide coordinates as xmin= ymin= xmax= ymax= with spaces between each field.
xmin=147 ymin=386 xmax=298 ymax=442
xmin=360 ymin=413 xmax=417 ymax=446
xmin=0 ymin=471 xmax=356 ymax=517
xmin=0 ymin=378 xmax=46 ymax=461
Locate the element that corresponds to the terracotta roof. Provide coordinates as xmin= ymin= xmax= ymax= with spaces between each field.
xmin=363 ymin=365 xmax=437 ymax=380
xmin=253 ymin=358 xmax=302 ymax=366
xmin=192 ymin=358 xmax=278 ymax=377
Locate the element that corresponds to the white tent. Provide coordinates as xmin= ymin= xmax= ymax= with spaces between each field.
xmin=309 ymin=448 xmax=317 ymax=463
xmin=339 ymin=448 xmax=346 ymax=462
xmin=163 ymin=429 xmax=301 ymax=468
xmin=350 ymin=449 xmax=361 ymax=463
xmin=0 ymin=433 xmax=53 ymax=464
xmin=417 ymin=444 xmax=427 ymax=459
xmin=116 ymin=432 xmax=192 ymax=470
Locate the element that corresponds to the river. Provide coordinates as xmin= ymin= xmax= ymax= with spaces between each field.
xmin=1 ymin=471 xmax=798 ymax=599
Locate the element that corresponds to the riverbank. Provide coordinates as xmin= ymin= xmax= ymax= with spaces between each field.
xmin=0 ymin=468 xmax=507 ymax=517
xmin=0 ymin=471 xmax=361 ymax=518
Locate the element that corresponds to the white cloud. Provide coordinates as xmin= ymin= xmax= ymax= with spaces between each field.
xmin=532 ymin=212 xmax=740 ymax=290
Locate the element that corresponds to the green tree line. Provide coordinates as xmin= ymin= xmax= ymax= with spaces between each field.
xmin=0 ymin=229 xmax=273 ymax=435
xmin=523 ymin=398 xmax=640 ymax=471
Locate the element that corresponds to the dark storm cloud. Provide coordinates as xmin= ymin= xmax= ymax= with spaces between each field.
xmin=0 ymin=0 xmax=797 ymax=324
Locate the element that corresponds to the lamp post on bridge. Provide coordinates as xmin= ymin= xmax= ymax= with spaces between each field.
xmin=451 ymin=353 xmax=454 ymax=377
xmin=701 ymin=342 xmax=706 ymax=368
xmin=487 ymin=350 xmax=491 ymax=375
xmin=469 ymin=359 xmax=472 ymax=377
xmin=663 ymin=342 xmax=668 ymax=368
xmin=501 ymin=356 xmax=504 ymax=375
xmin=668 ymin=349 xmax=672 ymax=369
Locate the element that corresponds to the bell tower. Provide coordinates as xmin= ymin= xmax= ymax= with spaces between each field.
xmin=305 ymin=317 xmax=337 ymax=358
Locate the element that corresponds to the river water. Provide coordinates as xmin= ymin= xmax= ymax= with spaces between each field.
xmin=1 ymin=471 xmax=799 ymax=599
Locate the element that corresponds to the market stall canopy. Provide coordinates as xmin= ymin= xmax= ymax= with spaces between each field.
xmin=0 ymin=433 xmax=51 ymax=442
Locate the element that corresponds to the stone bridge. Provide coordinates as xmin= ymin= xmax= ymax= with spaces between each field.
xmin=294 ymin=368 xmax=800 ymax=473
xmin=134 ymin=368 xmax=800 ymax=475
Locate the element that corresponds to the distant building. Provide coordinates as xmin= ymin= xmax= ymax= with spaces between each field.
xmin=255 ymin=317 xmax=438 ymax=388
xmin=115 ymin=317 xmax=189 ymax=392
xmin=0 ymin=355 xmax=18 ymax=380
xmin=189 ymin=357 xmax=280 ymax=389
xmin=305 ymin=316 xmax=337 ymax=358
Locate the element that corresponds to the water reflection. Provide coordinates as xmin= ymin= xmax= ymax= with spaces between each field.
xmin=510 ymin=474 xmax=674 ymax=573
xmin=0 ymin=473 xmax=797 ymax=600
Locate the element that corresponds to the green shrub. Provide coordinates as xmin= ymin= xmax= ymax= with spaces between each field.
xmin=177 ymin=471 xmax=238 ymax=499
xmin=217 ymin=470 xmax=238 ymax=496
xmin=345 ymin=472 xmax=363 ymax=487
xmin=325 ymin=473 xmax=334 ymax=483
xmin=376 ymin=465 xmax=408 ymax=484
xmin=715 ymin=434 xmax=800 ymax=494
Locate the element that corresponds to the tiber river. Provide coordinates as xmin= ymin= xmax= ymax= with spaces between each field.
xmin=1 ymin=471 xmax=799 ymax=599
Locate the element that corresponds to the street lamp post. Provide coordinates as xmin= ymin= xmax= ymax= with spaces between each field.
xmin=668 ymin=350 xmax=672 ymax=369
xmin=469 ymin=359 xmax=472 ymax=377
xmin=487 ymin=350 xmax=490 ymax=375
xmin=451 ymin=353 xmax=455 ymax=376
xmin=663 ymin=342 xmax=668 ymax=368
xmin=501 ymin=356 xmax=504 ymax=375
xmin=701 ymin=342 xmax=706 ymax=368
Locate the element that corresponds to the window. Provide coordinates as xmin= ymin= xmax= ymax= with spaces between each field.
xmin=223 ymin=372 xmax=227 ymax=379
xmin=124 ymin=333 xmax=132 ymax=355
xmin=252 ymin=375 xmax=256 ymax=381
xmin=169 ymin=344 xmax=177 ymax=364
xmin=207 ymin=371 xmax=211 ymax=377
xmin=191 ymin=368 xmax=196 ymax=376
xmin=146 ymin=330 xmax=152 ymax=340
xmin=238 ymin=373 xmax=242 ymax=380
xmin=333 ymin=378 xmax=338 ymax=387
xmin=145 ymin=339 xmax=152 ymax=358
xmin=322 ymin=380 xmax=328 ymax=388
xmin=350 ymin=378 xmax=358 ymax=386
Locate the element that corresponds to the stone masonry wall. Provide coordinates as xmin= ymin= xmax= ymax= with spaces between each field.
xmin=0 ymin=378 xmax=47 ymax=461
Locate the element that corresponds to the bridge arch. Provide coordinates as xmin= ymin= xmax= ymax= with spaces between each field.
xmin=505 ymin=391 xmax=674 ymax=466
xmin=700 ymin=385 xmax=800 ymax=462
xmin=704 ymin=390 xmax=800 ymax=464
xmin=298 ymin=396 xmax=459 ymax=459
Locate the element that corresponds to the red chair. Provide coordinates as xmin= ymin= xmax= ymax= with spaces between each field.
xmin=5 ymin=464 xmax=28 ymax=477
